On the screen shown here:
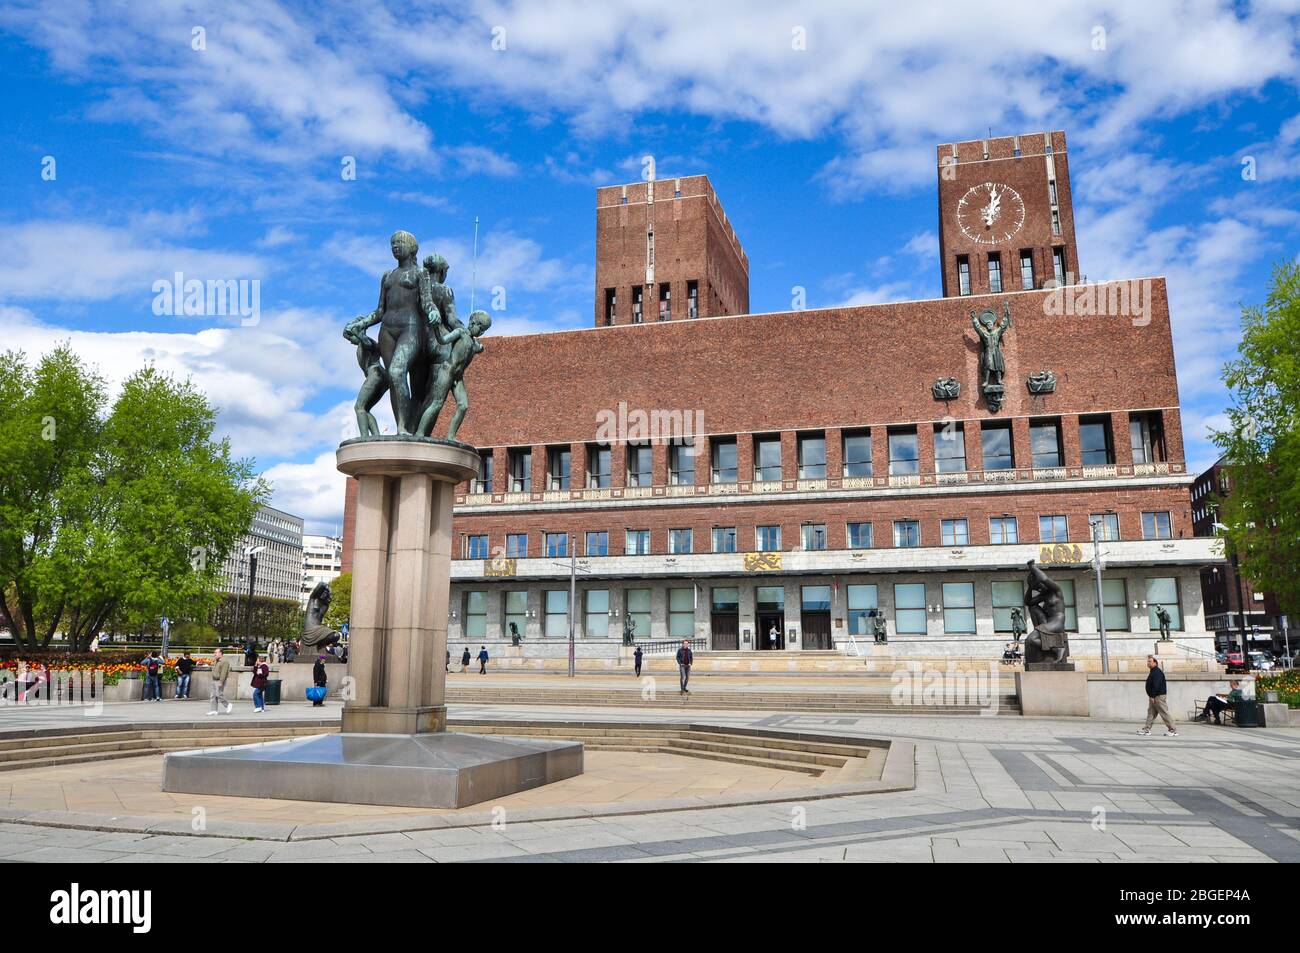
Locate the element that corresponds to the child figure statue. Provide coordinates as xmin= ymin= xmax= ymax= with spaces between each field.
xmin=343 ymin=321 xmax=389 ymax=438
xmin=416 ymin=309 xmax=492 ymax=440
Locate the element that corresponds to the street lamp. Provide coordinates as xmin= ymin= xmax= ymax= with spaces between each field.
xmin=243 ymin=545 xmax=265 ymax=650
xmin=1089 ymin=517 xmax=1112 ymax=674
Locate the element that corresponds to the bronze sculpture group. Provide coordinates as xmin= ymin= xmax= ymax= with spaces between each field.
xmin=1022 ymin=559 xmax=1070 ymax=666
xmin=344 ymin=230 xmax=490 ymax=441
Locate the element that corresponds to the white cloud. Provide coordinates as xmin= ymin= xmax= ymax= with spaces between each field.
xmin=262 ymin=448 xmax=350 ymax=534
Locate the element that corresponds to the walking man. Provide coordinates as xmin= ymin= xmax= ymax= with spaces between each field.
xmin=1138 ymin=655 xmax=1178 ymax=736
xmin=477 ymin=645 xmax=489 ymax=674
xmin=633 ymin=644 xmax=643 ymax=677
xmin=175 ymin=652 xmax=195 ymax=699
xmin=676 ymin=640 xmax=693 ymax=695
xmin=207 ymin=648 xmax=233 ymax=716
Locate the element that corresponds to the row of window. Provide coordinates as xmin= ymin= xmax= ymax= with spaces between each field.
xmin=474 ymin=413 xmax=1169 ymax=493
xmin=458 ymin=577 xmax=1183 ymax=638
xmin=603 ymin=279 xmax=700 ymax=325
xmin=461 ymin=510 xmax=1174 ymax=559
xmin=956 ymin=246 xmax=1067 ymax=295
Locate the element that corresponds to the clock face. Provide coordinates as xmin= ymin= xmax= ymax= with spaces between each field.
xmin=956 ymin=182 xmax=1026 ymax=245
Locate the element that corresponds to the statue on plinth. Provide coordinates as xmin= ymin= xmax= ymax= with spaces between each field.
xmin=299 ymin=582 xmax=343 ymax=658
xmin=1023 ymin=560 xmax=1070 ymax=667
xmin=343 ymin=231 xmax=488 ymax=438
xmin=972 ymin=301 xmax=1012 ymax=412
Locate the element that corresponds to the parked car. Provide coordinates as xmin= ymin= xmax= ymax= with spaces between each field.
xmin=1225 ymin=650 xmax=1248 ymax=674
xmin=1248 ymin=652 xmax=1275 ymax=671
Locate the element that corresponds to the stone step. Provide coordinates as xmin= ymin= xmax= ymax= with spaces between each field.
xmin=447 ymin=690 xmax=1017 ymax=713
xmin=0 ymin=733 xmax=316 ymax=772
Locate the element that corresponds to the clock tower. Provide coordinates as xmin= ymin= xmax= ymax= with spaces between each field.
xmin=936 ymin=130 xmax=1080 ymax=298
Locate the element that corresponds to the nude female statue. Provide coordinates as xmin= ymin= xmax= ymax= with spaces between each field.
xmin=348 ymin=231 xmax=460 ymax=434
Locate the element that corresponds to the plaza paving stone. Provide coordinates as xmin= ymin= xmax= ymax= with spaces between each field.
xmin=0 ymin=698 xmax=1297 ymax=862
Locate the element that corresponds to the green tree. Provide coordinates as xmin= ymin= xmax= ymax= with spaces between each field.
xmin=324 ymin=572 xmax=352 ymax=630
xmin=1212 ymin=260 xmax=1300 ymax=619
xmin=0 ymin=346 xmax=268 ymax=651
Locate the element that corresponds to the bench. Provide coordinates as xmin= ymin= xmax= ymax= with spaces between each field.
xmin=1191 ymin=698 xmax=1236 ymax=724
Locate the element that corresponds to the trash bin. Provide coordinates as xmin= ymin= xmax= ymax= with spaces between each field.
xmin=264 ymin=679 xmax=282 ymax=707
xmin=1234 ymin=700 xmax=1260 ymax=728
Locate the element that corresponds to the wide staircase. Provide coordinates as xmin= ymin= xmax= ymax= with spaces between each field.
xmin=0 ymin=719 xmax=883 ymax=782
xmin=0 ymin=721 xmax=332 ymax=773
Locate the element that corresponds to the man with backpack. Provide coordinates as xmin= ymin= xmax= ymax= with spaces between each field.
xmin=142 ymin=651 xmax=163 ymax=702
xmin=477 ymin=645 xmax=489 ymax=674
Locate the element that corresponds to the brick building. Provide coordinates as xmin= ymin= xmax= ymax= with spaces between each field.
xmin=1191 ymin=457 xmax=1287 ymax=654
xmin=343 ymin=132 xmax=1223 ymax=665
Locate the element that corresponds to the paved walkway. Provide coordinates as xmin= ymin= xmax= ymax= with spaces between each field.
xmin=2 ymin=700 xmax=1298 ymax=862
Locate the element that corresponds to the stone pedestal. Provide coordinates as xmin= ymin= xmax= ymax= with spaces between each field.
xmin=164 ymin=437 xmax=584 ymax=808
xmin=1016 ymin=670 xmax=1090 ymax=717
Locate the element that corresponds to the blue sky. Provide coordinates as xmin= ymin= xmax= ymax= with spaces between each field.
xmin=2 ymin=1 xmax=1298 ymax=532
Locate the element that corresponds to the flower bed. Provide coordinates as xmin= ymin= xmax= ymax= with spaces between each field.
xmin=0 ymin=653 xmax=212 ymax=686
xmin=1255 ymin=669 xmax=1300 ymax=708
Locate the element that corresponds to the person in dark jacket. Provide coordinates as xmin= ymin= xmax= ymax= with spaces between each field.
xmin=675 ymin=640 xmax=693 ymax=694
xmin=1138 ymin=655 xmax=1177 ymax=736
xmin=633 ymin=645 xmax=643 ymax=677
xmin=477 ymin=646 xmax=489 ymax=674
xmin=311 ymin=655 xmax=328 ymax=706
xmin=461 ymin=646 xmax=471 ymax=673
xmin=175 ymin=652 xmax=195 ymax=699
xmin=141 ymin=650 xmax=163 ymax=702
xmin=250 ymin=655 xmax=270 ymax=713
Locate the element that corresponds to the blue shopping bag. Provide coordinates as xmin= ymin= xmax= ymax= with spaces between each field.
xmin=305 ymin=685 xmax=327 ymax=703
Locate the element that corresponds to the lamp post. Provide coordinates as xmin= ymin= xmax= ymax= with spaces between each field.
xmin=1089 ymin=517 xmax=1111 ymax=674
xmin=243 ymin=545 xmax=265 ymax=651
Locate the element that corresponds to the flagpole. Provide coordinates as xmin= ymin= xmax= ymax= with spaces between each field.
xmin=470 ymin=216 xmax=480 ymax=313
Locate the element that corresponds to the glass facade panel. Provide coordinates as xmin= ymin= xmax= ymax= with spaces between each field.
xmin=894 ymin=583 xmax=928 ymax=634
xmin=847 ymin=584 xmax=878 ymax=636
xmin=942 ymin=582 xmax=975 ymax=634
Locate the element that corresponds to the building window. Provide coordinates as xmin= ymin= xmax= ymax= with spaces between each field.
xmin=1130 ymin=412 xmax=1165 ymax=464
xmin=627 ymin=444 xmax=652 ymax=487
xmin=801 ymin=524 xmax=827 ymax=551
xmin=847 ymin=584 xmax=878 ymax=636
xmin=508 ymin=448 xmax=532 ymax=492
xmin=1090 ymin=513 xmax=1120 ymax=541
xmin=631 ymin=286 xmax=643 ymax=323
xmin=585 ymin=531 xmax=608 ymax=556
xmin=687 ymin=280 xmax=699 ymax=318
xmin=893 ymin=520 xmax=920 ymax=548
xmin=1142 ymin=511 xmax=1172 ymax=540
xmin=990 ymin=516 xmax=1018 ymax=544
xmin=465 ymin=535 xmax=489 ymax=559
xmin=1049 ymin=179 xmax=1058 ymax=205
xmin=754 ymin=436 xmax=782 ymax=482
xmin=847 ymin=521 xmax=873 ymax=548
xmin=669 ymin=443 xmax=695 ymax=484
xmin=587 ymin=444 xmax=611 ymax=488
xmin=545 ymin=532 xmax=568 ymax=558
xmin=1039 ymin=515 xmax=1068 ymax=543
xmin=668 ymin=588 xmax=695 ymax=638
xmin=798 ymin=433 xmax=826 ymax=479
xmin=712 ymin=526 xmax=737 ymax=553
xmin=888 ymin=428 xmax=919 ymax=476
xmin=1058 ymin=580 xmax=1078 ymax=631
xmin=841 ymin=431 xmax=871 ymax=478
xmin=1146 ymin=577 xmax=1181 ymax=631
xmin=1052 ymin=247 xmax=1066 ymax=284
xmin=711 ymin=437 xmax=737 ymax=483
xmin=1019 ymin=250 xmax=1034 ymax=289
xmin=942 ymin=582 xmax=976 ymax=634
xmin=625 ymin=529 xmax=651 ymax=556
xmin=548 ymin=446 xmax=571 ymax=490
xmin=1079 ymin=416 xmax=1114 ymax=466
xmin=941 ymin=519 xmax=968 ymax=546
xmin=935 ymin=424 xmax=966 ymax=473
xmin=626 ymin=588 xmax=651 ymax=641
xmin=603 ymin=288 xmax=616 ymax=325
xmin=1102 ymin=578 xmax=1129 ymax=631
xmin=894 ymin=583 xmax=928 ymax=634
xmin=987 ymin=253 xmax=1002 ymax=293
xmin=756 ymin=525 xmax=781 ymax=551
xmin=473 ymin=452 xmax=493 ymax=493
xmin=585 ymin=589 xmax=610 ymax=638
xmin=504 ymin=590 xmax=527 ymax=639
xmin=544 ymin=590 xmax=569 ymax=637
xmin=669 ymin=528 xmax=693 ymax=554
xmin=1030 ymin=420 xmax=1063 ymax=468
xmin=464 ymin=591 xmax=487 ymax=638
xmin=981 ymin=423 xmax=1013 ymax=471
xmin=957 ymin=255 xmax=971 ymax=295
xmin=992 ymin=581 xmax=1023 ymax=632
xmin=506 ymin=533 xmax=528 ymax=558
xmin=658 ymin=283 xmax=671 ymax=321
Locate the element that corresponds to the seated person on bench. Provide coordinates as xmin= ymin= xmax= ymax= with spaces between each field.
xmin=1198 ymin=680 xmax=1243 ymax=725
